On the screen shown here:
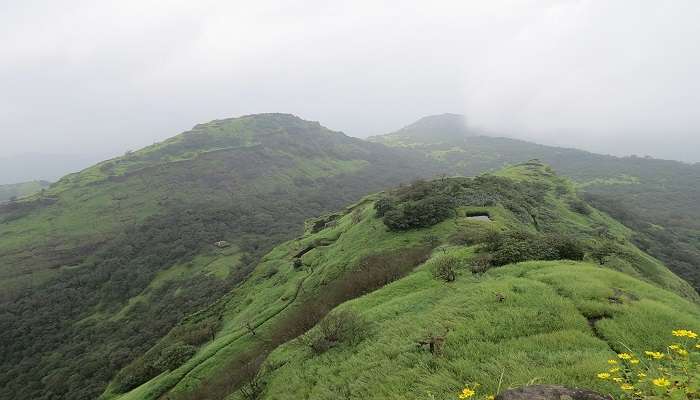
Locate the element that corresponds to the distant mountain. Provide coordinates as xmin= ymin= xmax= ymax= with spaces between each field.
xmin=0 ymin=180 xmax=50 ymax=202
xmin=370 ymin=113 xmax=479 ymax=144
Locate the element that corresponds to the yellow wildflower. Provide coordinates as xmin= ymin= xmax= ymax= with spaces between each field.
xmin=676 ymin=349 xmax=689 ymax=356
xmin=669 ymin=344 xmax=680 ymax=350
xmin=609 ymin=367 xmax=620 ymax=373
xmin=620 ymin=384 xmax=634 ymax=391
xmin=597 ymin=373 xmax=611 ymax=379
xmin=458 ymin=388 xmax=475 ymax=399
xmin=607 ymin=359 xmax=618 ymax=365
xmin=652 ymin=377 xmax=671 ymax=387
xmin=617 ymin=353 xmax=632 ymax=360
xmin=644 ymin=351 xmax=664 ymax=359
xmin=612 ymin=377 xmax=623 ymax=383
xmin=637 ymin=373 xmax=646 ymax=378
xmin=630 ymin=359 xmax=640 ymax=364
xmin=672 ymin=329 xmax=698 ymax=338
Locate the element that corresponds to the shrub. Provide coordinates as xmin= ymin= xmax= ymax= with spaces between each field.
xmin=373 ymin=197 xmax=394 ymax=217
xmin=590 ymin=241 xmax=618 ymax=265
xmin=154 ymin=343 xmax=197 ymax=371
xmin=431 ymin=254 xmax=459 ymax=282
xmin=383 ymin=195 xmax=455 ymax=231
xmin=484 ymin=230 xmax=586 ymax=266
xmin=470 ymin=253 xmax=493 ymax=274
xmin=449 ymin=228 xmax=490 ymax=246
xmin=302 ymin=310 xmax=368 ymax=354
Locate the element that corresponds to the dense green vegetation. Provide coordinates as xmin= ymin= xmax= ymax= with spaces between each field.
xmin=0 ymin=114 xmax=439 ymax=400
xmin=2 ymin=113 xmax=699 ymax=400
xmin=107 ymin=162 xmax=698 ymax=400
xmin=0 ymin=180 xmax=50 ymax=202
xmin=371 ymin=116 xmax=700 ymax=291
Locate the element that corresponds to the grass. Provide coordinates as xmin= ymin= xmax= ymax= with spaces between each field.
xmin=108 ymin=163 xmax=700 ymax=400
xmin=258 ymin=261 xmax=700 ymax=400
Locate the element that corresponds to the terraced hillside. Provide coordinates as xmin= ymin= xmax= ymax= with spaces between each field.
xmin=108 ymin=162 xmax=698 ymax=400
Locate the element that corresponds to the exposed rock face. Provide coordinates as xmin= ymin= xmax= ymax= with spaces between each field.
xmin=496 ymin=385 xmax=612 ymax=400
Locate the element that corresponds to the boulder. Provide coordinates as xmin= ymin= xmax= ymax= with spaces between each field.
xmin=496 ymin=385 xmax=612 ymax=400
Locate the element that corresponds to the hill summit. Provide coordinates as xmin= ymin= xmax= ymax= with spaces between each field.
xmin=371 ymin=113 xmax=480 ymax=144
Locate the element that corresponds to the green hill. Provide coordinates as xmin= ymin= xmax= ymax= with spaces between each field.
xmin=0 ymin=114 xmax=440 ymax=400
xmin=371 ymin=115 xmax=700 ymax=291
xmin=106 ymin=161 xmax=698 ymax=400
xmin=2 ymin=113 xmax=699 ymax=400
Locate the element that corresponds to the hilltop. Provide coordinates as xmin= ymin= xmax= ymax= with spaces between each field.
xmin=105 ymin=161 xmax=698 ymax=400
xmin=369 ymin=113 xmax=478 ymax=144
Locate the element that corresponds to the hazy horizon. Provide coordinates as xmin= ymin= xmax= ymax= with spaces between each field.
xmin=2 ymin=1 xmax=700 ymax=175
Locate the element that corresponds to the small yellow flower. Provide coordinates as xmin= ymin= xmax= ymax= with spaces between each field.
xmin=672 ymin=329 xmax=698 ymax=338
xmin=617 ymin=353 xmax=632 ymax=360
xmin=696 ymin=343 xmax=700 ymax=349
xmin=609 ymin=367 xmax=620 ymax=373
xmin=612 ymin=377 xmax=623 ymax=383
xmin=458 ymin=388 xmax=475 ymax=399
xmin=644 ymin=351 xmax=664 ymax=359
xmin=607 ymin=359 xmax=618 ymax=365
xmin=637 ymin=373 xmax=647 ymax=378
xmin=676 ymin=349 xmax=689 ymax=356
xmin=652 ymin=377 xmax=670 ymax=387
xmin=597 ymin=373 xmax=611 ymax=379
xmin=486 ymin=396 xmax=495 ymax=400
xmin=669 ymin=344 xmax=680 ymax=350
xmin=620 ymin=384 xmax=634 ymax=391
xmin=630 ymin=359 xmax=640 ymax=364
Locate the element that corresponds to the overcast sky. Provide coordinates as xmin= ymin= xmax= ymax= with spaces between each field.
xmin=1 ymin=0 xmax=699 ymax=165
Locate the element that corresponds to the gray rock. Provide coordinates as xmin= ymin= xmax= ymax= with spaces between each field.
xmin=496 ymin=385 xmax=612 ymax=400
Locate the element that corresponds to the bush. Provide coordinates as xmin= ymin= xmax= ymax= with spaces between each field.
xmin=431 ymin=254 xmax=459 ymax=282
xmin=154 ymin=343 xmax=197 ymax=371
xmin=382 ymin=195 xmax=455 ymax=231
xmin=302 ymin=310 xmax=368 ymax=354
xmin=470 ymin=253 xmax=493 ymax=274
xmin=449 ymin=228 xmax=491 ymax=246
xmin=373 ymin=197 xmax=394 ymax=217
xmin=484 ymin=230 xmax=586 ymax=266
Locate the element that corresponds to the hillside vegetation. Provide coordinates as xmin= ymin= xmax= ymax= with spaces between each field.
xmin=108 ymin=161 xmax=698 ymax=400
xmin=2 ymin=113 xmax=699 ymax=400
xmin=371 ymin=116 xmax=700 ymax=291
xmin=0 ymin=114 xmax=439 ymax=400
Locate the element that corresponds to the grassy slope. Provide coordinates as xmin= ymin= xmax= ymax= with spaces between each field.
xmin=111 ymin=162 xmax=698 ymax=400
xmin=260 ymin=261 xmax=699 ymax=400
